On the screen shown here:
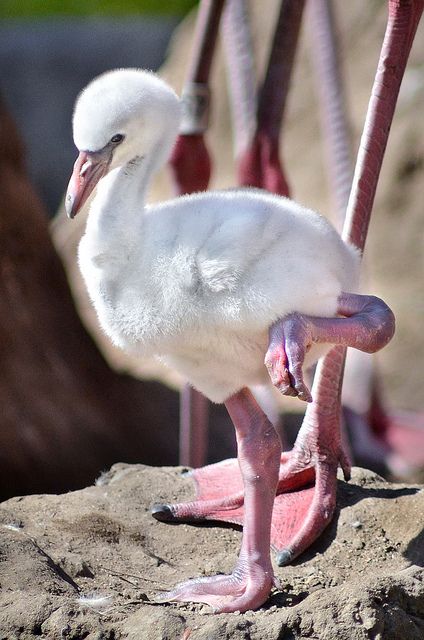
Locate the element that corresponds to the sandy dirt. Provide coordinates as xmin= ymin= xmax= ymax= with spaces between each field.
xmin=0 ymin=464 xmax=423 ymax=639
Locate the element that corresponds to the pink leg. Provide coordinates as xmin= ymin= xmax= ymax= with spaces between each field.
xmin=266 ymin=292 xmax=395 ymax=403
xmin=156 ymin=388 xmax=281 ymax=613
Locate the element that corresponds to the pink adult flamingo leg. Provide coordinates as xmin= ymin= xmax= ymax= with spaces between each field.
xmin=309 ymin=0 xmax=424 ymax=476
xmin=339 ymin=0 xmax=424 ymax=476
xmin=308 ymin=0 xmax=353 ymax=224
xmin=269 ymin=0 xmax=421 ymax=564
xmin=154 ymin=1 xmax=422 ymax=578
xmin=168 ymin=0 xmax=226 ymax=468
xmin=235 ymin=0 xmax=306 ymax=196
xmin=307 ymin=0 xmax=385 ymax=467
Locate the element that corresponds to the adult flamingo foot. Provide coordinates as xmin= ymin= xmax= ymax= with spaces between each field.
xmin=152 ymin=447 xmax=346 ymax=567
xmin=270 ymin=414 xmax=351 ymax=565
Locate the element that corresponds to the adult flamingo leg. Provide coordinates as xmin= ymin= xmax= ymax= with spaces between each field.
xmin=153 ymin=0 xmax=422 ymax=568
xmin=309 ymin=0 xmax=424 ymax=476
xmin=169 ymin=0 xmax=225 ymax=468
xmin=235 ymin=0 xmax=305 ymax=195
xmin=157 ymin=388 xmax=281 ymax=613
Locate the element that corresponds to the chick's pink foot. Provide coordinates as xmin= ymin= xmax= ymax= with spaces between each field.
xmin=157 ymin=557 xmax=276 ymax=613
xmin=265 ymin=312 xmax=313 ymax=402
xmin=155 ymin=388 xmax=281 ymax=612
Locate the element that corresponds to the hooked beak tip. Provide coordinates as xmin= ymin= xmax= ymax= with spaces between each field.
xmin=66 ymin=148 xmax=111 ymax=220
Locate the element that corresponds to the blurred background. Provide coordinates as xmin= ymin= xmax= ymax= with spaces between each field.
xmin=0 ymin=0 xmax=423 ymax=500
xmin=0 ymin=0 xmax=197 ymax=215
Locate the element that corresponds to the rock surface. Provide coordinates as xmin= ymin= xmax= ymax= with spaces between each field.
xmin=0 ymin=464 xmax=423 ymax=639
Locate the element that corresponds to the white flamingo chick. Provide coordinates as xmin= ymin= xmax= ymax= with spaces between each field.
xmin=66 ymin=69 xmax=394 ymax=613
xmin=67 ymin=69 xmax=359 ymax=403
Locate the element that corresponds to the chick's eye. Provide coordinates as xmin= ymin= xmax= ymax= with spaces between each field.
xmin=110 ymin=134 xmax=124 ymax=144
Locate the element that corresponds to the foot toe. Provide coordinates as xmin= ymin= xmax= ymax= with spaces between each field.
xmin=275 ymin=548 xmax=294 ymax=566
xmin=156 ymin=571 xmax=273 ymax=613
xmin=151 ymin=503 xmax=175 ymax=522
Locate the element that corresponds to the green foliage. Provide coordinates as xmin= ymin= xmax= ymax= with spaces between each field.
xmin=0 ymin=0 xmax=197 ymax=18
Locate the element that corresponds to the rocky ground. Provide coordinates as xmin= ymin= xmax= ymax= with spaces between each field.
xmin=0 ymin=464 xmax=423 ymax=639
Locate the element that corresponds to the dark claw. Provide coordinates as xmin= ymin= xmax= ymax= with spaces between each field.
xmin=151 ymin=503 xmax=176 ymax=522
xmin=275 ymin=548 xmax=294 ymax=567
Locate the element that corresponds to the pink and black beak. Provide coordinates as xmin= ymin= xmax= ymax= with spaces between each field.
xmin=65 ymin=148 xmax=111 ymax=219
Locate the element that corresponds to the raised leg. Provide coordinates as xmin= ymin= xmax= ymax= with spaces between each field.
xmin=156 ymin=388 xmax=281 ymax=613
xmin=265 ymin=292 xmax=395 ymax=403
